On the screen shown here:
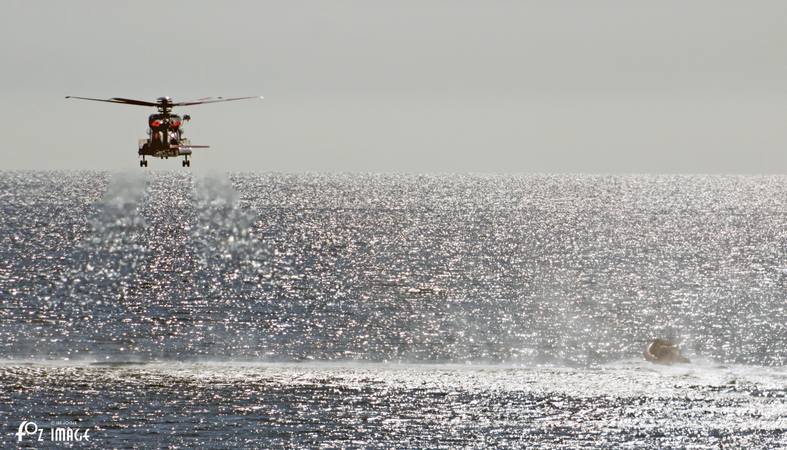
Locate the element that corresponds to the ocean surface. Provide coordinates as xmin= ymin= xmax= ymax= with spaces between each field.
xmin=0 ymin=171 xmax=785 ymax=448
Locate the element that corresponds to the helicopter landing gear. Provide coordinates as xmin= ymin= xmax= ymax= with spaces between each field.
xmin=139 ymin=159 xmax=148 ymax=167
xmin=182 ymin=158 xmax=190 ymax=168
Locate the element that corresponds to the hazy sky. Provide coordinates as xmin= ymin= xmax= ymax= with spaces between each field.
xmin=1 ymin=0 xmax=786 ymax=172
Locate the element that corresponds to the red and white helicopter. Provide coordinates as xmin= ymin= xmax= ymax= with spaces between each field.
xmin=65 ymin=95 xmax=263 ymax=167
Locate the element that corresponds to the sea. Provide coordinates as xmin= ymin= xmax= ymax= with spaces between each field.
xmin=0 ymin=171 xmax=785 ymax=448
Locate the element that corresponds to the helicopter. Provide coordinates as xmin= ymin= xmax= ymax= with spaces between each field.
xmin=65 ymin=95 xmax=263 ymax=167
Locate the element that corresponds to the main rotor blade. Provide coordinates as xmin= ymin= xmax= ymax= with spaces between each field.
xmin=172 ymin=96 xmax=264 ymax=106
xmin=109 ymin=97 xmax=159 ymax=106
xmin=183 ymin=97 xmax=214 ymax=102
xmin=65 ymin=96 xmax=158 ymax=107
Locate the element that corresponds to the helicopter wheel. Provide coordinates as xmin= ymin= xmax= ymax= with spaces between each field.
xmin=140 ymin=160 xmax=148 ymax=168
xmin=182 ymin=159 xmax=190 ymax=168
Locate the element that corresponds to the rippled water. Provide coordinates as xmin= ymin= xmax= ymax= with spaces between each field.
xmin=0 ymin=171 xmax=785 ymax=447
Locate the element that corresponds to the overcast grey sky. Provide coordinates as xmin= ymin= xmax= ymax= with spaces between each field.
xmin=1 ymin=0 xmax=786 ymax=172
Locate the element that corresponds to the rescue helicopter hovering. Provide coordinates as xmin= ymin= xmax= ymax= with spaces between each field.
xmin=65 ymin=95 xmax=263 ymax=167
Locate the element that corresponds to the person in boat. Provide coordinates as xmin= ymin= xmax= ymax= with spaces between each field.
xmin=644 ymin=338 xmax=690 ymax=364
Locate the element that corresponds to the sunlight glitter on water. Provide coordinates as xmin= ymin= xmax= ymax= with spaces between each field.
xmin=0 ymin=171 xmax=785 ymax=447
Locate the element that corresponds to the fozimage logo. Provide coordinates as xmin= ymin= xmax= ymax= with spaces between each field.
xmin=16 ymin=420 xmax=90 ymax=443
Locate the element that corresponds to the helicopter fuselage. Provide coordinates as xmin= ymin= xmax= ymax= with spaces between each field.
xmin=138 ymin=111 xmax=203 ymax=166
